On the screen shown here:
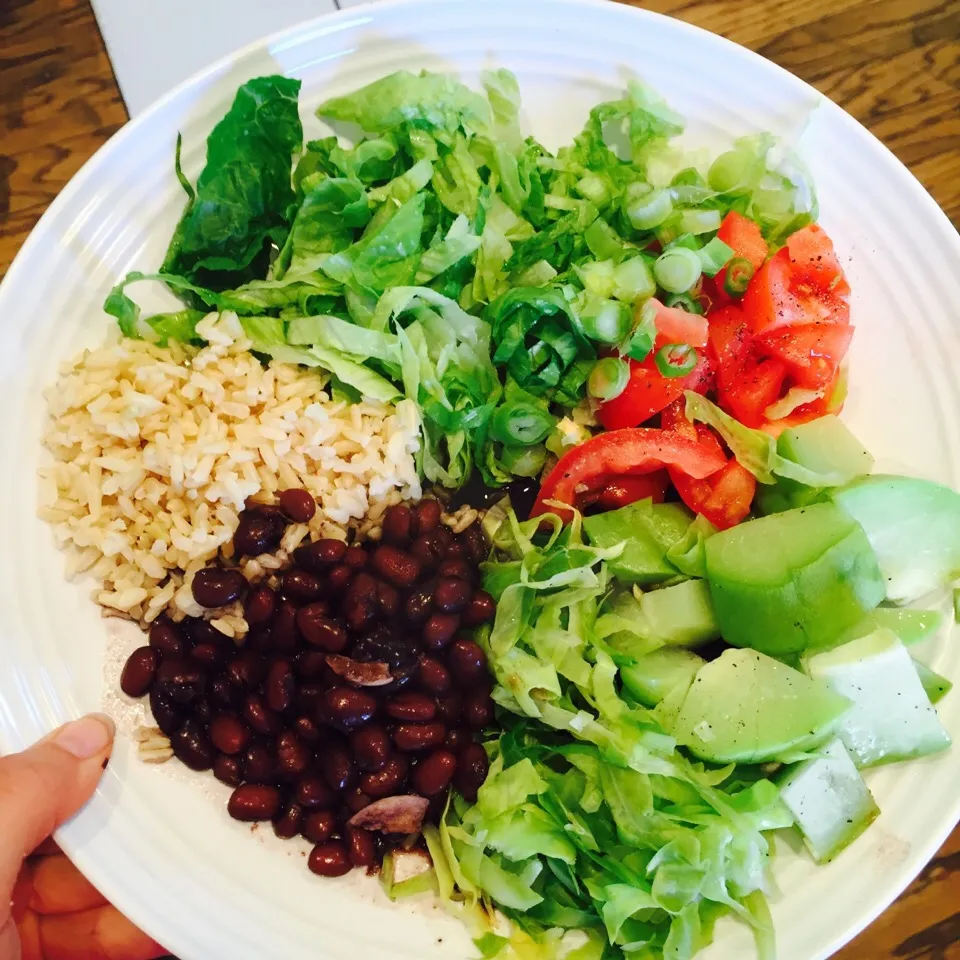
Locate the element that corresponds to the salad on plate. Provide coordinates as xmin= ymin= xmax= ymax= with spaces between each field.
xmin=37 ymin=67 xmax=960 ymax=960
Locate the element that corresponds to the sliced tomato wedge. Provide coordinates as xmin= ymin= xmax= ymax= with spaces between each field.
xmin=742 ymin=226 xmax=850 ymax=333
xmin=714 ymin=211 xmax=768 ymax=300
xmin=720 ymin=355 xmax=789 ymax=428
xmin=660 ymin=400 xmax=756 ymax=530
xmin=707 ymin=305 xmax=751 ymax=394
xmin=648 ymin=298 xmax=709 ymax=348
xmin=756 ymin=322 xmax=854 ymax=390
xmin=531 ymin=428 xmax=727 ymax=521
xmin=597 ymin=350 xmax=712 ymax=430
xmin=579 ymin=471 xmax=669 ymax=511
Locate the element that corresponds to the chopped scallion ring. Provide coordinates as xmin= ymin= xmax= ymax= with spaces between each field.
xmin=724 ymin=257 xmax=756 ymax=297
xmin=655 ymin=343 xmax=698 ymax=378
xmin=588 ymin=356 xmax=630 ymax=401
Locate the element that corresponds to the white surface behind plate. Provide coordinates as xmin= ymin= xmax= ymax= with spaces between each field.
xmin=2 ymin=1 xmax=960 ymax=959
xmin=92 ymin=0 xmax=369 ymax=116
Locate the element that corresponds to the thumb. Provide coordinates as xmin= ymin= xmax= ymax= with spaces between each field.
xmin=0 ymin=714 xmax=115 ymax=900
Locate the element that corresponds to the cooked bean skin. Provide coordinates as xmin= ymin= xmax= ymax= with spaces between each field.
xmin=119 ymin=494 xmax=498 ymax=883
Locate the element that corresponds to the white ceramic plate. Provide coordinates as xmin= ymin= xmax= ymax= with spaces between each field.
xmin=2 ymin=1 xmax=959 ymax=957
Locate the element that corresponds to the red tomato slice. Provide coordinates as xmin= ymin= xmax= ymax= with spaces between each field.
xmin=660 ymin=399 xmax=756 ymax=530
xmin=786 ymin=223 xmax=850 ymax=295
xmin=531 ymin=428 xmax=728 ymax=521
xmin=756 ymin=322 xmax=854 ymax=390
xmin=579 ymin=471 xmax=669 ymax=511
xmin=597 ymin=350 xmax=712 ymax=430
xmin=647 ymin=298 xmax=709 ymax=348
xmin=719 ymin=355 xmax=788 ymax=428
xmin=707 ymin=306 xmax=751 ymax=394
xmin=742 ymin=232 xmax=850 ymax=333
xmin=715 ymin=211 xmax=768 ymax=299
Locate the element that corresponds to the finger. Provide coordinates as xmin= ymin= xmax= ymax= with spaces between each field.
xmin=13 ymin=910 xmax=43 ymax=960
xmin=39 ymin=904 xmax=167 ymax=960
xmin=0 ymin=714 xmax=114 ymax=900
xmin=29 ymin=854 xmax=106 ymax=915
xmin=30 ymin=838 xmax=62 ymax=859
xmin=11 ymin=860 xmax=36 ymax=924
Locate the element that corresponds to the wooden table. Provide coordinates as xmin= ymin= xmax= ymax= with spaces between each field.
xmin=1 ymin=1 xmax=958 ymax=957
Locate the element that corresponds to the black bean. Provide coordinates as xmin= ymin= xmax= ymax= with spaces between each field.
xmin=148 ymin=620 xmax=187 ymax=659
xmin=243 ymin=694 xmax=283 ymax=736
xmin=414 ymin=499 xmax=442 ymax=534
xmin=296 ymin=774 xmax=336 ymax=810
xmin=276 ymin=731 xmax=312 ymax=780
xmin=228 ymin=784 xmax=282 ymax=822
xmin=308 ymin=841 xmax=351 ymax=877
xmin=381 ymin=504 xmax=414 ymax=546
xmin=434 ymin=693 xmax=463 ymax=726
xmin=434 ymin=577 xmax=472 ymax=614
xmin=225 ymin=651 xmax=266 ymax=691
xmin=393 ymin=723 xmax=446 ymax=753
xmin=371 ymin=546 xmax=421 ymax=588
xmin=279 ymin=488 xmax=317 ymax=523
xmin=156 ymin=658 xmax=207 ymax=705
xmin=411 ymin=532 xmax=448 ymax=570
xmin=213 ymin=754 xmax=243 ymax=787
xmin=320 ymin=743 xmax=357 ymax=792
xmin=458 ymin=523 xmax=489 ymax=565
xmin=273 ymin=801 xmax=304 ymax=840
xmin=269 ymin=599 xmax=301 ymax=654
xmin=443 ymin=728 xmax=471 ymax=753
xmin=244 ymin=585 xmax=277 ymax=629
xmin=359 ymin=756 xmax=409 ymax=798
xmin=121 ymin=646 xmax=159 ymax=698
xmin=385 ymin=693 xmax=436 ymax=723
xmin=281 ymin=568 xmax=324 ymax=604
xmin=350 ymin=724 xmax=391 ymax=773
xmin=346 ymin=826 xmax=377 ymax=869
xmin=375 ymin=579 xmax=401 ymax=618
xmin=302 ymin=809 xmax=337 ymax=844
xmin=293 ymin=714 xmax=323 ymax=746
xmin=422 ymin=613 xmax=460 ymax=650
xmin=171 ymin=719 xmax=216 ymax=771
xmin=446 ymin=638 xmax=489 ymax=688
xmin=192 ymin=567 xmax=247 ymax=608
xmin=149 ymin=689 xmax=184 ymax=736
xmin=242 ymin=743 xmax=277 ymax=784
xmin=415 ymin=657 xmax=452 ymax=696
xmin=294 ymin=538 xmax=347 ymax=573
xmin=404 ymin=583 xmax=436 ymax=624
xmin=297 ymin=605 xmax=348 ymax=652
xmin=265 ymin=659 xmax=295 ymax=713
xmin=436 ymin=559 xmax=475 ymax=582
xmin=324 ymin=687 xmax=376 ymax=732
xmin=463 ymin=691 xmax=494 ymax=730
xmin=209 ymin=713 xmax=251 ymax=756
xmin=462 ymin=590 xmax=496 ymax=627
xmin=413 ymin=749 xmax=457 ymax=797
xmin=455 ymin=742 xmax=489 ymax=801
xmin=234 ymin=511 xmax=284 ymax=557
xmin=210 ymin=673 xmax=243 ymax=710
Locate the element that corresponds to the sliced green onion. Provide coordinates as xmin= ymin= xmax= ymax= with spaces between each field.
xmin=654 ymin=247 xmax=702 ymax=294
xmin=679 ymin=208 xmax=723 ymax=235
xmin=579 ymin=296 xmax=632 ymax=343
xmin=500 ymin=443 xmax=548 ymax=477
xmin=576 ymin=259 xmax=616 ymax=298
xmin=697 ymin=237 xmax=735 ymax=277
xmin=588 ymin=356 xmax=630 ymax=401
xmin=623 ymin=182 xmax=673 ymax=230
xmin=665 ymin=293 xmax=704 ymax=315
xmin=584 ymin=217 xmax=626 ymax=261
xmin=490 ymin=401 xmax=554 ymax=446
xmin=623 ymin=298 xmax=658 ymax=362
xmin=612 ymin=256 xmax=656 ymax=303
xmin=724 ymin=257 xmax=756 ymax=297
xmin=576 ymin=173 xmax=611 ymax=207
xmin=655 ymin=343 xmax=698 ymax=378
xmin=708 ymin=148 xmax=754 ymax=193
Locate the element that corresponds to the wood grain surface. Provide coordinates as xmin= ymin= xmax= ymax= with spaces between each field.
xmin=0 ymin=1 xmax=958 ymax=958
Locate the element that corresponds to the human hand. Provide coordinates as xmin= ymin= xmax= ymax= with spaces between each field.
xmin=2 ymin=714 xmax=167 ymax=960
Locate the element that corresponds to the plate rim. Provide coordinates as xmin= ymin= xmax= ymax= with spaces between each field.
xmin=1 ymin=1 xmax=959 ymax=958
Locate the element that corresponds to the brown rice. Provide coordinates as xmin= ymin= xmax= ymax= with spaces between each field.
xmin=38 ymin=312 xmax=422 ymax=626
